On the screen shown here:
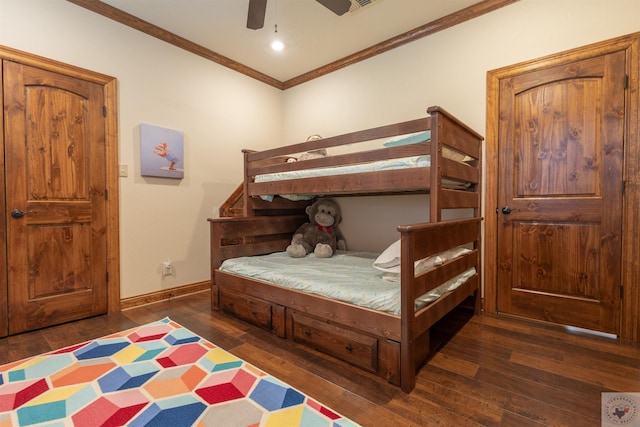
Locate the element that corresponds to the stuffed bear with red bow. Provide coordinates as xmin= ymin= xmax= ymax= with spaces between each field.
xmin=286 ymin=198 xmax=346 ymax=258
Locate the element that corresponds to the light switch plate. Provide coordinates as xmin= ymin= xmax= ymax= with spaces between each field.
xmin=119 ymin=164 xmax=128 ymax=177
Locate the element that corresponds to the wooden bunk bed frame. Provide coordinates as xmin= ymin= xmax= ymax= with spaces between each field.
xmin=209 ymin=106 xmax=483 ymax=392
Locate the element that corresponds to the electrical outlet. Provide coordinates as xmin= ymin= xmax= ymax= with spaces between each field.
xmin=163 ymin=260 xmax=172 ymax=276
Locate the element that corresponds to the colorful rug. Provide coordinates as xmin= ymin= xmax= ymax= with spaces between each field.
xmin=0 ymin=318 xmax=359 ymax=426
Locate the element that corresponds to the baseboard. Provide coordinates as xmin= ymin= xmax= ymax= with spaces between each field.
xmin=120 ymin=280 xmax=211 ymax=310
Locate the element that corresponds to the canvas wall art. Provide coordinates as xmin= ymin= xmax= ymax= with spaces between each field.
xmin=140 ymin=124 xmax=185 ymax=179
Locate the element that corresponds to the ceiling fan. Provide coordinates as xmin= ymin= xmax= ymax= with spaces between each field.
xmin=247 ymin=0 xmax=352 ymax=30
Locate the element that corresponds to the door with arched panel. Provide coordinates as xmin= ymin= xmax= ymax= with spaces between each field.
xmin=3 ymin=60 xmax=108 ymax=335
xmin=496 ymin=51 xmax=625 ymax=335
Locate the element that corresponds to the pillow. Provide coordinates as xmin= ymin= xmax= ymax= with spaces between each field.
xmin=443 ymin=147 xmax=475 ymax=163
xmin=372 ymin=239 xmax=401 ymax=273
xmin=383 ymin=131 xmax=474 ymax=163
xmin=415 ymin=246 xmax=471 ymax=274
xmin=373 ymin=240 xmax=472 ymax=277
xmin=383 ymin=131 xmax=431 ymax=148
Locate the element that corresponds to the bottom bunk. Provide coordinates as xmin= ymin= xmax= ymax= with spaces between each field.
xmin=208 ymin=215 xmax=482 ymax=392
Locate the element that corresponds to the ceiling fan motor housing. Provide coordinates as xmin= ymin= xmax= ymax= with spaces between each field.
xmin=246 ymin=0 xmax=353 ymax=30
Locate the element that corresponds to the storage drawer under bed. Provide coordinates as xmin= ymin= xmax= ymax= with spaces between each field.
xmin=219 ymin=288 xmax=286 ymax=337
xmin=290 ymin=311 xmax=378 ymax=372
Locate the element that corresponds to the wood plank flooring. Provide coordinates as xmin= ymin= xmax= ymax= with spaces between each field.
xmin=1 ymin=290 xmax=638 ymax=426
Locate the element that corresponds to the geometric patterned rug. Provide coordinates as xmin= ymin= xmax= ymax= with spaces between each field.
xmin=0 ymin=317 xmax=360 ymax=426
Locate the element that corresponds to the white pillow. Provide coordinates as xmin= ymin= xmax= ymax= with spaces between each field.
xmin=373 ymin=240 xmax=472 ymax=276
xmin=372 ymin=239 xmax=401 ymax=273
xmin=415 ymin=246 xmax=471 ymax=274
xmin=443 ymin=147 xmax=475 ymax=163
xmin=382 ymin=131 xmax=474 ymax=164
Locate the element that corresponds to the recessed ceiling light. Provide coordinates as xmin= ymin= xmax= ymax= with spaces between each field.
xmin=271 ymin=40 xmax=284 ymax=51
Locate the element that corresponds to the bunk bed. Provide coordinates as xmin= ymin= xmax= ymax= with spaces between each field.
xmin=208 ymin=106 xmax=483 ymax=392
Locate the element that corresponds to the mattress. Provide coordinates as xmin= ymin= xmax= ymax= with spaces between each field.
xmin=254 ymin=155 xmax=470 ymax=201
xmin=255 ymin=155 xmax=431 ymax=184
xmin=219 ymin=250 xmax=476 ymax=316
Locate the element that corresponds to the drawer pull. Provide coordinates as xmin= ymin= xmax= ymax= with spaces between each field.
xmin=304 ymin=330 xmax=312 ymax=336
xmin=345 ymin=345 xmax=353 ymax=352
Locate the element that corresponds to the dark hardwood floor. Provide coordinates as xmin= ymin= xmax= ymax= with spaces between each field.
xmin=1 ymin=290 xmax=638 ymax=426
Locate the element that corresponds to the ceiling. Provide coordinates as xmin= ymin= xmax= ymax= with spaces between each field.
xmin=75 ymin=0 xmax=514 ymax=87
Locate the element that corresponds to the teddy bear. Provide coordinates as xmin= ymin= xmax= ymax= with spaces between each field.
xmin=297 ymin=148 xmax=328 ymax=161
xmin=286 ymin=149 xmax=327 ymax=163
xmin=286 ymin=198 xmax=346 ymax=258
xmin=286 ymin=135 xmax=328 ymax=163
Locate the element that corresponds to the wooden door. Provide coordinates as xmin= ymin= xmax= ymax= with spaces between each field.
xmin=496 ymin=51 xmax=626 ymax=335
xmin=3 ymin=60 xmax=108 ymax=335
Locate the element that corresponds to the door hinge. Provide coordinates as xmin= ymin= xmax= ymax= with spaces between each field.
xmin=620 ymin=283 xmax=624 ymax=299
xmin=624 ymin=74 xmax=629 ymax=89
xmin=106 ymin=271 xmax=109 ymax=283
xmin=622 ymin=181 xmax=626 ymax=195
xmin=105 ymin=189 xmax=108 ymax=200
xmin=103 ymin=105 xmax=107 ymax=117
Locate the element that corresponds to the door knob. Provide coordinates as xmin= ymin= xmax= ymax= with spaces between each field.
xmin=10 ymin=209 xmax=34 ymax=219
xmin=501 ymin=206 xmax=512 ymax=214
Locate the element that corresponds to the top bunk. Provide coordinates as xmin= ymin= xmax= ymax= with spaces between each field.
xmin=241 ymin=106 xmax=483 ymax=220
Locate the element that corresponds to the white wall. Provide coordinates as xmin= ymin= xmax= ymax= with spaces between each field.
xmin=0 ymin=0 xmax=283 ymax=298
xmin=283 ymin=0 xmax=640 ymax=251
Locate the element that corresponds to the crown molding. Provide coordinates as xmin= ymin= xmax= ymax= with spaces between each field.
xmin=66 ymin=0 xmax=518 ymax=90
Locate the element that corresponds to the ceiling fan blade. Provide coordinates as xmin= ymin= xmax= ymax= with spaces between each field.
xmin=247 ymin=0 xmax=267 ymax=30
xmin=315 ymin=0 xmax=351 ymax=16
